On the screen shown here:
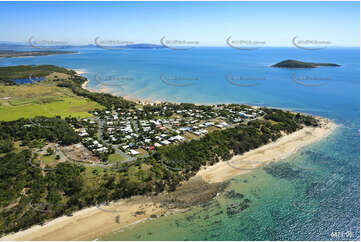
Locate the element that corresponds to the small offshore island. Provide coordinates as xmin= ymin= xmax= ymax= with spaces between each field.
xmin=272 ymin=59 xmax=341 ymax=68
xmin=0 ymin=65 xmax=337 ymax=241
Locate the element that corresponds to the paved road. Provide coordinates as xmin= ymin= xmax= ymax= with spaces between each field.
xmin=95 ymin=117 xmax=139 ymax=163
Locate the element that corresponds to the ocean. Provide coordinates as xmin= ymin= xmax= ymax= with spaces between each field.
xmin=0 ymin=46 xmax=359 ymax=240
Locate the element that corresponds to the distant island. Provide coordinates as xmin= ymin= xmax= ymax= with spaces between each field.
xmin=0 ymin=64 xmax=336 ymax=240
xmin=125 ymin=43 xmax=165 ymax=49
xmin=271 ymin=59 xmax=341 ymax=68
xmin=0 ymin=50 xmax=76 ymax=58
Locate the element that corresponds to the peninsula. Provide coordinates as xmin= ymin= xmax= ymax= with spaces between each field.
xmin=0 ymin=65 xmax=337 ymax=241
xmin=0 ymin=50 xmax=76 ymax=58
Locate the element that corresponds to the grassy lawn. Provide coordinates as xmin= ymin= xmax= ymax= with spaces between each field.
xmin=206 ymin=126 xmax=220 ymax=132
xmin=184 ymin=131 xmax=198 ymax=140
xmin=107 ymin=153 xmax=125 ymax=164
xmin=0 ymin=97 xmax=103 ymax=121
xmin=0 ymin=82 xmax=105 ymax=121
xmin=135 ymin=148 xmax=148 ymax=155
xmin=83 ymin=166 xmax=107 ymax=187
xmin=41 ymin=154 xmax=58 ymax=166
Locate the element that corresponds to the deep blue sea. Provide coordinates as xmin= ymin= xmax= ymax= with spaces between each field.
xmin=0 ymin=47 xmax=359 ymax=240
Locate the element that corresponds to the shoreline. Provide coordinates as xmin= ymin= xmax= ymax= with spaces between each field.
xmin=0 ymin=74 xmax=339 ymax=241
xmin=0 ymin=51 xmax=77 ymax=59
xmin=0 ymin=117 xmax=338 ymax=241
xmin=195 ymin=117 xmax=337 ymax=183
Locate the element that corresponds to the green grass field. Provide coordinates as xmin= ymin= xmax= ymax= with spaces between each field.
xmin=0 ymin=82 xmax=104 ymax=121
xmin=0 ymin=96 xmax=103 ymax=121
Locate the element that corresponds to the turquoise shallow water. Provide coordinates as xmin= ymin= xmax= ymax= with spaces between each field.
xmin=0 ymin=47 xmax=359 ymax=240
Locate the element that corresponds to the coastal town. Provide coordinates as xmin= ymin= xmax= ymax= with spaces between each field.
xmin=71 ymin=103 xmax=265 ymax=164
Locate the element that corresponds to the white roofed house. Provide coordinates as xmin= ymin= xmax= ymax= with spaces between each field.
xmin=154 ymin=142 xmax=162 ymax=147
xmin=160 ymin=140 xmax=171 ymax=145
xmin=97 ymin=147 xmax=108 ymax=153
xmin=129 ymin=149 xmax=140 ymax=155
xmin=193 ymin=131 xmax=202 ymax=136
xmin=173 ymin=135 xmax=185 ymax=142
xmin=220 ymin=122 xmax=229 ymax=127
xmin=200 ymin=129 xmax=208 ymax=134
xmin=79 ymin=131 xmax=88 ymax=137
xmin=204 ymin=122 xmax=214 ymax=127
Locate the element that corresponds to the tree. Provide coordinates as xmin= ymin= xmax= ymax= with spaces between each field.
xmin=46 ymin=147 xmax=54 ymax=156
xmin=0 ymin=139 xmax=13 ymax=153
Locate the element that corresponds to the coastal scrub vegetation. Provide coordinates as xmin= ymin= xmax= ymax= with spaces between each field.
xmin=0 ymin=65 xmax=320 ymax=235
xmin=0 ymin=65 xmax=74 ymax=84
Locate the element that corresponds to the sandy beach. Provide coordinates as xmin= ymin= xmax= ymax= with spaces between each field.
xmin=81 ymin=79 xmax=89 ymax=89
xmin=81 ymin=79 xmax=112 ymax=94
xmin=0 ymin=117 xmax=337 ymax=241
xmin=74 ymin=69 xmax=87 ymax=75
xmin=0 ymin=196 xmax=170 ymax=241
xmin=195 ymin=117 xmax=337 ymax=183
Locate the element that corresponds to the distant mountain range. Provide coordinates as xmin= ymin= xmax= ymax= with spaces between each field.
xmin=0 ymin=42 xmax=165 ymax=50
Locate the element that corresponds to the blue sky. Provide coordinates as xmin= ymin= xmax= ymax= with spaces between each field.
xmin=0 ymin=1 xmax=359 ymax=46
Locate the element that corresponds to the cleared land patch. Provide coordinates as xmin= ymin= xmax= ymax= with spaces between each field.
xmin=0 ymin=82 xmax=104 ymax=121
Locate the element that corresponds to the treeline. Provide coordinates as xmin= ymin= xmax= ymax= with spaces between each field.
xmin=0 ymin=65 xmax=74 ymax=84
xmin=57 ymin=75 xmax=135 ymax=110
xmin=0 ymin=117 xmax=80 ymax=149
